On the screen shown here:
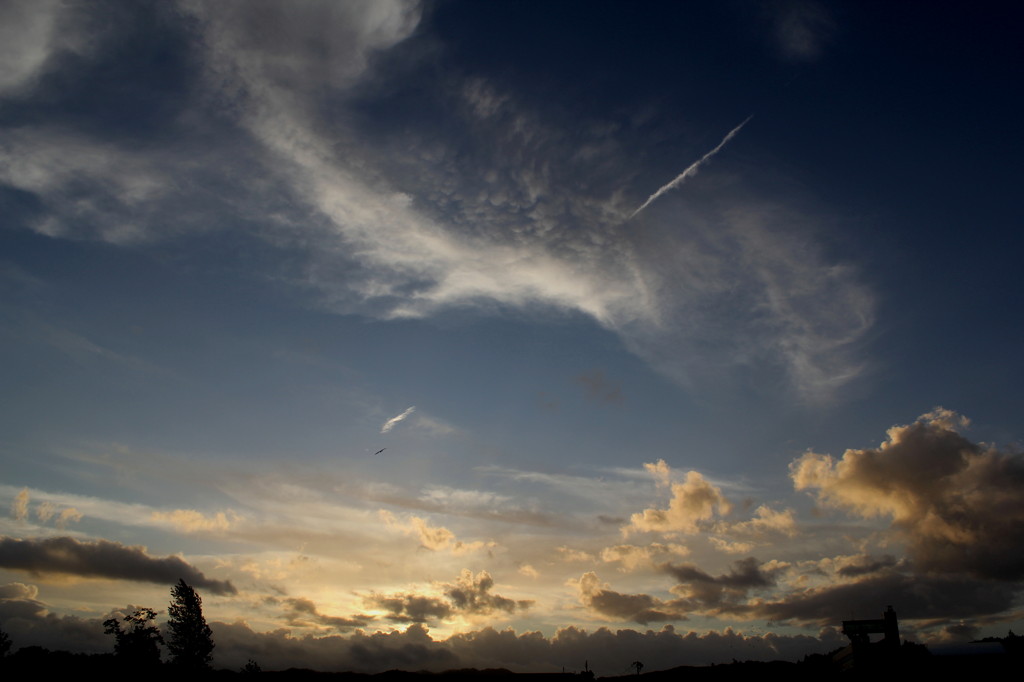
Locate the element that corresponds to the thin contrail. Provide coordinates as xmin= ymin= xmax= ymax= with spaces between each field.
xmin=630 ymin=115 xmax=753 ymax=219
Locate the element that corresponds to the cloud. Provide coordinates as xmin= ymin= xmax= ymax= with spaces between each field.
xmin=366 ymin=593 xmax=452 ymax=624
xmin=575 ymin=369 xmax=623 ymax=404
xmin=600 ymin=543 xmax=690 ymax=572
xmin=381 ymin=406 xmax=416 ymax=434
xmin=35 ymin=501 xmax=56 ymax=523
xmin=0 ymin=0 xmax=80 ymax=94
xmin=643 ymin=460 xmax=672 ymax=487
xmin=626 ymin=470 xmax=731 ymax=535
xmin=150 ymin=509 xmax=240 ymax=534
xmin=790 ymin=408 xmax=1024 ymax=580
xmin=664 ymin=557 xmax=778 ymax=610
xmin=0 ymin=536 xmax=236 ymax=594
xmin=203 ymin=617 xmax=846 ymax=673
xmin=366 ymin=570 xmax=530 ymax=625
xmin=55 ymin=508 xmax=83 ymax=529
xmin=771 ymin=0 xmax=835 ymax=62
xmin=380 ymin=511 xmax=496 ymax=555
xmin=0 ymin=589 xmax=110 ymax=655
xmin=834 ymin=554 xmax=898 ymax=578
xmin=0 ymin=581 xmax=38 ymax=600
xmin=708 ymin=538 xmax=756 ymax=555
xmin=630 ymin=116 xmax=752 ymax=219
xmin=736 ymin=571 xmax=1019 ymax=625
xmin=717 ymin=505 xmax=798 ymax=539
xmin=2 ymin=1 xmax=874 ymax=401
xmin=11 ymin=488 xmax=29 ymax=520
xmin=557 ymin=546 xmax=597 ymax=563
xmin=573 ymin=571 xmax=689 ymax=625
xmin=280 ymin=596 xmax=371 ymax=632
xmin=181 ymin=0 xmax=422 ymax=95
xmin=444 ymin=569 xmax=532 ymax=616
xmin=181 ymin=0 xmax=869 ymax=400
xmin=518 ymin=564 xmax=539 ymax=579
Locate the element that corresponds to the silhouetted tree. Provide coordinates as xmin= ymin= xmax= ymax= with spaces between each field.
xmin=241 ymin=658 xmax=262 ymax=673
xmin=0 ymin=624 xmax=11 ymax=662
xmin=104 ymin=607 xmax=163 ymax=667
xmin=631 ymin=660 xmax=644 ymax=675
xmin=167 ymin=579 xmax=214 ymax=669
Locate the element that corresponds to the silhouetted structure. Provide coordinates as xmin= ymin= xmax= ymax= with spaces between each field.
xmin=833 ymin=605 xmax=902 ymax=672
xmin=842 ymin=604 xmax=900 ymax=648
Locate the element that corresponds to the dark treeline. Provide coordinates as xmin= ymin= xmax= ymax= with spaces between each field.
xmin=2 ymin=582 xmax=1023 ymax=679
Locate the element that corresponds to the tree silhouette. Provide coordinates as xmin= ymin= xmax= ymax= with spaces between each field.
xmin=167 ymin=578 xmax=214 ymax=669
xmin=631 ymin=660 xmax=644 ymax=675
xmin=104 ymin=607 xmax=163 ymax=666
xmin=0 ymin=624 xmax=11 ymax=661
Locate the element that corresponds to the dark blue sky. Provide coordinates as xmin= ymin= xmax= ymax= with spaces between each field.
xmin=2 ymin=0 xmax=1023 ymax=671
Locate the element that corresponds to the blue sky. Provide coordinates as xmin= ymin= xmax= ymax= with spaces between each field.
xmin=2 ymin=0 xmax=1023 ymax=672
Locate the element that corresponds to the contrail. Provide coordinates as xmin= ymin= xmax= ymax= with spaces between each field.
xmin=630 ymin=115 xmax=753 ymax=219
xmin=380 ymin=406 xmax=416 ymax=434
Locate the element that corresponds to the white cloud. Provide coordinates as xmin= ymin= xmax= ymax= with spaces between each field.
xmin=626 ymin=471 xmax=732 ymax=536
xmin=381 ymin=406 xmax=416 ymax=433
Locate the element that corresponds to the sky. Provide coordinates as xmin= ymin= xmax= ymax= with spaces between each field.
xmin=1 ymin=0 xmax=1023 ymax=673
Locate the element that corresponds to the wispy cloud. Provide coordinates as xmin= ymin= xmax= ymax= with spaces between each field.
xmin=381 ymin=406 xmax=416 ymax=434
xmin=4 ymin=2 xmax=871 ymax=402
xmin=772 ymin=0 xmax=835 ymax=62
xmin=630 ymin=116 xmax=752 ymax=219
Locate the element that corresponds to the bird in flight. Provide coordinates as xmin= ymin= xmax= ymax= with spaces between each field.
xmin=374 ymin=448 xmax=386 ymax=455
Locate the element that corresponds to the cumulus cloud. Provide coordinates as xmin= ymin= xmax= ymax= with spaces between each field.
xmin=644 ymin=459 xmax=672 ymax=487
xmin=367 ymin=592 xmax=452 ymax=624
xmin=600 ymin=543 xmax=690 ymax=571
xmin=280 ymin=596 xmax=371 ymax=631
xmin=0 ymin=536 xmax=236 ymax=594
xmin=381 ymin=406 xmax=416 ymax=434
xmin=708 ymin=537 xmax=756 ymax=555
xmin=0 ymin=581 xmax=38 ymax=600
xmin=714 ymin=505 xmax=798 ymax=543
xmin=573 ymin=571 xmax=689 ymax=624
xmin=445 ymin=569 xmax=532 ymax=616
xmin=791 ymin=408 xmax=1024 ymax=579
xmin=626 ymin=470 xmax=731 ymax=535
xmin=380 ymin=511 xmax=496 ymax=555
xmin=665 ymin=557 xmax=779 ymax=610
xmin=366 ymin=570 xmax=529 ymax=625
